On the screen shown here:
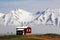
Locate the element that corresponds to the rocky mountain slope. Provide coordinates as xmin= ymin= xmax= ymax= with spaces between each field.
xmin=0 ymin=8 xmax=60 ymax=26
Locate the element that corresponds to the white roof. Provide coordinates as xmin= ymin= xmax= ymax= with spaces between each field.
xmin=16 ymin=26 xmax=28 ymax=28
xmin=16 ymin=27 xmax=27 ymax=29
xmin=17 ymin=29 xmax=24 ymax=30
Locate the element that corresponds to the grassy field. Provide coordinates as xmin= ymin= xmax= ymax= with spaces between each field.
xmin=0 ymin=34 xmax=60 ymax=40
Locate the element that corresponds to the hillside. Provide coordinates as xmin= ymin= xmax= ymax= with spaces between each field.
xmin=33 ymin=8 xmax=60 ymax=25
xmin=0 ymin=9 xmax=35 ymax=26
xmin=0 ymin=8 xmax=60 ymax=26
xmin=0 ymin=34 xmax=60 ymax=40
xmin=0 ymin=8 xmax=60 ymax=35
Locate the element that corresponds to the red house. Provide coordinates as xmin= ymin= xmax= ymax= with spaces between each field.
xmin=16 ymin=26 xmax=31 ymax=35
xmin=24 ymin=27 xmax=31 ymax=35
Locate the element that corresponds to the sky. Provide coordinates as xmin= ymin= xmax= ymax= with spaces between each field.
xmin=0 ymin=0 xmax=60 ymax=13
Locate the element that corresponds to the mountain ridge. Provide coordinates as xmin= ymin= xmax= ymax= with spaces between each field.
xmin=0 ymin=8 xmax=60 ymax=26
xmin=33 ymin=8 xmax=60 ymax=25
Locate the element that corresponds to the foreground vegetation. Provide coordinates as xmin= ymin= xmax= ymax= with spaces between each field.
xmin=0 ymin=33 xmax=60 ymax=40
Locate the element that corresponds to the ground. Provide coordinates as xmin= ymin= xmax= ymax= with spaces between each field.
xmin=0 ymin=34 xmax=60 ymax=40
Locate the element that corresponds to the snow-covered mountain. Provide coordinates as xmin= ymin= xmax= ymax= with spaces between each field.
xmin=0 ymin=13 xmax=5 ymax=24
xmin=0 ymin=13 xmax=5 ymax=17
xmin=0 ymin=9 xmax=35 ymax=26
xmin=0 ymin=8 xmax=60 ymax=35
xmin=34 ymin=8 xmax=60 ymax=25
xmin=0 ymin=8 xmax=60 ymax=26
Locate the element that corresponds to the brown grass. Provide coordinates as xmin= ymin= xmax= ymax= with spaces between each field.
xmin=0 ymin=34 xmax=60 ymax=40
xmin=23 ymin=34 xmax=60 ymax=40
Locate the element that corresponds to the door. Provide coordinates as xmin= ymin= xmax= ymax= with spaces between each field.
xmin=16 ymin=30 xmax=23 ymax=35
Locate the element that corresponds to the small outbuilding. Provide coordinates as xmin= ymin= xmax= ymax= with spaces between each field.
xmin=16 ymin=26 xmax=31 ymax=35
xmin=24 ymin=27 xmax=31 ymax=35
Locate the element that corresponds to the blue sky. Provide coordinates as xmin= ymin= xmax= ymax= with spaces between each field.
xmin=0 ymin=0 xmax=60 ymax=13
xmin=0 ymin=0 xmax=50 ymax=2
